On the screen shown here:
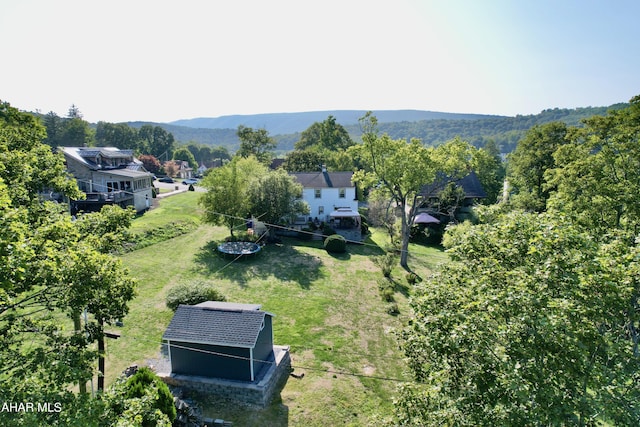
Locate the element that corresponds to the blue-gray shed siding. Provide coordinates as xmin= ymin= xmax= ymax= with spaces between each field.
xmin=169 ymin=341 xmax=252 ymax=381
xmin=166 ymin=318 xmax=274 ymax=382
xmin=253 ymin=316 xmax=274 ymax=378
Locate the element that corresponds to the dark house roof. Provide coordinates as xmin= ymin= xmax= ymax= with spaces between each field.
xmin=162 ymin=303 xmax=272 ymax=348
xmin=290 ymin=171 xmax=354 ymax=188
xmin=420 ymin=171 xmax=487 ymax=199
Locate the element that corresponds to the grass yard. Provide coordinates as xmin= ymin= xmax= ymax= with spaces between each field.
xmin=106 ymin=192 xmax=449 ymax=426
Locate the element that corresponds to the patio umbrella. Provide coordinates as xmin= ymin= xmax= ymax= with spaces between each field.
xmin=413 ymin=212 xmax=440 ymax=224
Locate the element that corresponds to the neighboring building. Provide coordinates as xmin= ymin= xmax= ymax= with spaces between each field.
xmin=162 ymin=302 xmax=276 ymax=382
xmin=60 ymin=146 xmax=154 ymax=214
xmin=418 ymin=171 xmax=487 ymax=222
xmin=175 ymin=160 xmax=193 ymax=179
xmin=419 ymin=171 xmax=487 ymax=206
xmin=289 ymin=166 xmax=361 ymax=241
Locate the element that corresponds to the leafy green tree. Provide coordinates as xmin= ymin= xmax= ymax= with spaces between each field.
xmin=0 ymin=103 xmax=137 ymax=423
xmin=42 ymin=111 xmax=64 ymax=147
xmin=397 ymin=211 xmax=640 ymax=426
xmin=139 ymin=125 xmax=175 ymax=160
xmin=431 ymin=181 xmax=467 ymax=222
xmin=210 ymin=145 xmax=231 ymax=161
xmin=507 ymin=121 xmax=569 ymax=211
xmin=199 ymin=156 xmax=267 ymax=236
xmin=472 ymin=139 xmax=505 ymax=204
xmin=236 ymin=125 xmax=276 ymax=164
xmin=283 ymin=149 xmax=325 ymax=172
xmin=352 ymin=113 xmax=473 ymax=271
xmin=0 ymin=101 xmax=83 ymax=211
xmin=247 ymin=168 xmax=309 ymax=235
xmin=295 ymin=115 xmax=354 ymax=152
xmin=95 ymin=122 xmax=141 ymax=151
xmin=547 ymin=95 xmax=640 ymax=238
xmin=172 ymin=146 xmax=197 ymax=169
xmin=51 ymin=105 xmax=95 ymax=147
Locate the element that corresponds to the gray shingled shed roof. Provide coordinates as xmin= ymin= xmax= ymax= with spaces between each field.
xmin=162 ymin=304 xmax=272 ymax=348
xmin=290 ymin=171 xmax=354 ymax=188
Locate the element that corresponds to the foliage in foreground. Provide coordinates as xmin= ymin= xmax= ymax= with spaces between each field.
xmin=106 ymin=367 xmax=176 ymax=426
xmin=397 ymin=211 xmax=640 ymax=426
xmin=0 ymin=101 xmax=139 ymax=424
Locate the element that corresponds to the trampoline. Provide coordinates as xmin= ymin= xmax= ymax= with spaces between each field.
xmin=217 ymin=241 xmax=261 ymax=259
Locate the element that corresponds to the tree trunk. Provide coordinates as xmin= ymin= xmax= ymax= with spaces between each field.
xmin=73 ymin=312 xmax=87 ymax=394
xmin=400 ymin=207 xmax=411 ymax=271
xmin=97 ymin=319 xmax=105 ymax=392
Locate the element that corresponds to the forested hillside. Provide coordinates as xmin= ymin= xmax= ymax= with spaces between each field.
xmin=169 ymin=109 xmax=502 ymax=135
xmin=128 ymin=104 xmax=627 ymax=154
xmin=349 ymin=104 xmax=629 ymax=152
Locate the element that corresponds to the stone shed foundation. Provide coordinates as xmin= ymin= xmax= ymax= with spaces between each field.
xmin=158 ymin=345 xmax=291 ymax=407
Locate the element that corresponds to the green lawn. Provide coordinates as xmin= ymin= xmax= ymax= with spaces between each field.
xmin=106 ymin=192 xmax=448 ymax=426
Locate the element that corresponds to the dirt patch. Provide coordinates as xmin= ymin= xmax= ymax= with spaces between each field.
xmin=362 ymin=365 xmax=376 ymax=375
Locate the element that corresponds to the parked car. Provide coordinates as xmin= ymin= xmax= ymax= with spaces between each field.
xmin=159 ymin=176 xmax=174 ymax=183
xmin=182 ymin=178 xmax=199 ymax=185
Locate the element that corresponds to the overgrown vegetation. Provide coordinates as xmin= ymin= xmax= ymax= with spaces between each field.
xmin=123 ymin=219 xmax=199 ymax=252
xmin=165 ymin=281 xmax=227 ymax=311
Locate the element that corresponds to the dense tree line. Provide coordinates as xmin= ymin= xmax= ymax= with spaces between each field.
xmin=394 ymin=96 xmax=640 ymax=425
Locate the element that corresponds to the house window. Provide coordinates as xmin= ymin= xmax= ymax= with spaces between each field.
xmin=339 ymin=188 xmax=346 ymax=198
xmin=314 ymin=189 xmax=321 ymax=198
xmin=318 ymin=206 xmax=324 ymax=215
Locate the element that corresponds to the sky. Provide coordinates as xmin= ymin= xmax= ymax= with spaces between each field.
xmin=1 ymin=0 xmax=639 ymax=124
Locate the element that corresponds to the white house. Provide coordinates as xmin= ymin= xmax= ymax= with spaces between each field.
xmin=289 ymin=166 xmax=361 ymax=241
xmin=289 ymin=166 xmax=358 ymax=222
xmin=60 ymin=147 xmax=154 ymax=214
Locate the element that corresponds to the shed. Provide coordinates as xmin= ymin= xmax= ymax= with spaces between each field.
xmin=162 ymin=302 xmax=275 ymax=382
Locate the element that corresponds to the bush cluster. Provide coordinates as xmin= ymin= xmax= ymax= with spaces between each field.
xmin=323 ymin=234 xmax=346 ymax=253
xmin=166 ymin=282 xmax=227 ymax=311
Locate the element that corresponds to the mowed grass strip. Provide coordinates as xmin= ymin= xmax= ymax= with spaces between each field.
xmin=107 ymin=192 xmax=447 ymax=425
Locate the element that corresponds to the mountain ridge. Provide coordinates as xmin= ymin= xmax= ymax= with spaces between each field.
xmin=168 ymin=109 xmax=505 ymax=135
xmin=125 ymin=103 xmax=628 ymax=154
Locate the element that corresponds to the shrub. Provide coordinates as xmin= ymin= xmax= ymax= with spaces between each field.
xmin=373 ymin=252 xmax=397 ymax=278
xmin=322 ymin=224 xmax=336 ymax=237
xmin=377 ymin=278 xmax=396 ymax=302
xmin=406 ymin=272 xmax=421 ymax=285
xmin=166 ymin=282 xmax=227 ymax=311
xmin=386 ymin=302 xmax=400 ymax=316
xmin=381 ymin=287 xmax=395 ymax=302
xmin=323 ymin=234 xmax=347 ymax=253
xmin=123 ymin=367 xmax=176 ymax=425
